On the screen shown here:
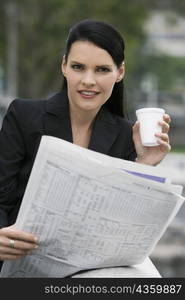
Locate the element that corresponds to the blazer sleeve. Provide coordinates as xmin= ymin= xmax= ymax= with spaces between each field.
xmin=0 ymin=100 xmax=26 ymax=228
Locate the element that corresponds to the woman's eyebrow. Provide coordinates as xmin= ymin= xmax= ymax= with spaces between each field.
xmin=96 ymin=64 xmax=112 ymax=68
xmin=70 ymin=60 xmax=84 ymax=65
xmin=71 ymin=61 xmax=112 ymax=67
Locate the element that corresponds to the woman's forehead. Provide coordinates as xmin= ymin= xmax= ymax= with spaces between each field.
xmin=67 ymin=41 xmax=115 ymax=66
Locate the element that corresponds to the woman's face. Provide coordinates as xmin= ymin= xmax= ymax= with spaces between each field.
xmin=62 ymin=41 xmax=124 ymax=114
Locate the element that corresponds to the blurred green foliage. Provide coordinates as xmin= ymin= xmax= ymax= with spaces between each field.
xmin=0 ymin=0 xmax=185 ymax=102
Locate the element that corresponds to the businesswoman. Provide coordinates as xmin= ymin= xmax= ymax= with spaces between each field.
xmin=0 ymin=19 xmax=171 ymax=264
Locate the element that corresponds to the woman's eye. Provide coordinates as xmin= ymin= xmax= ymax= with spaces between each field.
xmin=71 ymin=64 xmax=83 ymax=70
xmin=97 ymin=67 xmax=110 ymax=73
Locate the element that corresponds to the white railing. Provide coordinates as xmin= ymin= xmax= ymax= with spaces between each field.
xmin=0 ymin=94 xmax=13 ymax=109
xmin=160 ymin=153 xmax=185 ymax=186
xmin=71 ymin=257 xmax=161 ymax=278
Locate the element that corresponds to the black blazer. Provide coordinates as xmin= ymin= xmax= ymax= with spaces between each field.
xmin=0 ymin=91 xmax=136 ymax=228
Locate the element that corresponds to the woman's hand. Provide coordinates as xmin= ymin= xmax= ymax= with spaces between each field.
xmin=0 ymin=224 xmax=38 ymax=261
xmin=132 ymin=114 xmax=171 ymax=166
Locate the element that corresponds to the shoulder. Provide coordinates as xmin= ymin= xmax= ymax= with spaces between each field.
xmin=7 ymin=97 xmax=46 ymax=118
xmin=6 ymin=91 xmax=63 ymax=120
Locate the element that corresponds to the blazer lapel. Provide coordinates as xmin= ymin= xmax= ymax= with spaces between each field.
xmin=89 ymin=107 xmax=121 ymax=155
xmin=43 ymin=91 xmax=73 ymax=143
xmin=43 ymin=91 xmax=122 ymax=155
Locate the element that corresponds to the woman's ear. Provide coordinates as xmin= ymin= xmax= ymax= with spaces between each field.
xmin=116 ymin=62 xmax=125 ymax=82
xmin=61 ymin=55 xmax=67 ymax=76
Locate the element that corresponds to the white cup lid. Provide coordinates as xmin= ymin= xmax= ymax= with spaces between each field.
xmin=136 ymin=107 xmax=165 ymax=115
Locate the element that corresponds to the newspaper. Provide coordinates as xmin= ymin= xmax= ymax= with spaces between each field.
xmin=1 ymin=135 xmax=184 ymax=277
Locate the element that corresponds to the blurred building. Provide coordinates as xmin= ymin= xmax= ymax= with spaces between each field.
xmin=144 ymin=11 xmax=185 ymax=57
xmin=140 ymin=11 xmax=185 ymax=148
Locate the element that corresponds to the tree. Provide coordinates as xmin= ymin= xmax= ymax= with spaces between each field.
xmin=0 ymin=0 xmax=151 ymax=98
xmin=0 ymin=0 xmax=184 ymax=101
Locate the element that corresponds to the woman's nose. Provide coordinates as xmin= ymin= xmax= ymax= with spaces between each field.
xmin=81 ymin=71 xmax=96 ymax=86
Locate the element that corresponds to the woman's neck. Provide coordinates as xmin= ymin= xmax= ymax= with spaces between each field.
xmin=69 ymin=104 xmax=99 ymax=148
xmin=69 ymin=105 xmax=99 ymax=130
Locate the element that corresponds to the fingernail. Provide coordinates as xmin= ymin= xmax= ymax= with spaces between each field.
xmin=34 ymin=244 xmax=39 ymax=249
xmin=34 ymin=237 xmax=38 ymax=242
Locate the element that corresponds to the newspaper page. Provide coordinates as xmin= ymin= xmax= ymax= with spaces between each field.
xmin=1 ymin=136 xmax=184 ymax=277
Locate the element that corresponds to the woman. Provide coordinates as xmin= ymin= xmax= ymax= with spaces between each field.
xmin=0 ymin=19 xmax=170 ymax=264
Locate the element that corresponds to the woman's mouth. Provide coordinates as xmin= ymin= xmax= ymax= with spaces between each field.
xmin=78 ymin=90 xmax=100 ymax=99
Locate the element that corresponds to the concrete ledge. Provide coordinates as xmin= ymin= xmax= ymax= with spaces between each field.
xmin=71 ymin=257 xmax=161 ymax=278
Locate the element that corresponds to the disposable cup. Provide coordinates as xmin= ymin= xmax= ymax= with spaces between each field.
xmin=136 ymin=107 xmax=165 ymax=147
